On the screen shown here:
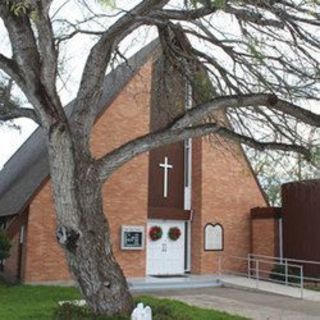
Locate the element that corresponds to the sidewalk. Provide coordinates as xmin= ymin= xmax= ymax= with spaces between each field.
xmin=221 ymin=275 xmax=320 ymax=301
xmin=147 ymin=287 xmax=320 ymax=320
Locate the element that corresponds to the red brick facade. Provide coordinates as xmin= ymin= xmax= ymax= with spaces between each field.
xmin=191 ymin=138 xmax=267 ymax=274
xmin=2 ymin=52 xmax=268 ymax=283
xmin=250 ymin=207 xmax=280 ymax=259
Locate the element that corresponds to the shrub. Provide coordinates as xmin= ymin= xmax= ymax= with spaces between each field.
xmin=53 ymin=303 xmax=128 ymax=320
xmin=270 ymin=265 xmax=301 ymax=284
xmin=0 ymin=231 xmax=11 ymax=263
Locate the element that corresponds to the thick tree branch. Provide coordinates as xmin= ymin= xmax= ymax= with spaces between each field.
xmin=150 ymin=6 xmax=217 ymax=20
xmin=0 ymin=3 xmax=40 ymax=82
xmin=0 ymin=54 xmax=24 ymax=86
xmin=32 ymin=1 xmax=59 ymax=103
xmin=224 ymin=5 xmax=285 ymax=28
xmin=0 ymin=107 xmax=39 ymax=123
xmin=172 ymin=94 xmax=320 ymax=129
xmin=96 ymin=121 xmax=309 ymax=181
xmin=0 ymin=2 xmax=66 ymax=128
xmin=73 ymin=0 xmax=170 ymax=147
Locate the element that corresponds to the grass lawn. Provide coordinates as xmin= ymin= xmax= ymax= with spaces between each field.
xmin=0 ymin=281 xmax=247 ymax=320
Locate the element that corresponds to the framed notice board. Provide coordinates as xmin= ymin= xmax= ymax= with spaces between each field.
xmin=121 ymin=225 xmax=145 ymax=250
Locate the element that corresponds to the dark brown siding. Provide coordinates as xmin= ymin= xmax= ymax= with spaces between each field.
xmin=148 ymin=50 xmax=187 ymax=219
xmin=148 ymin=143 xmax=184 ymax=210
xmin=282 ymin=180 xmax=320 ymax=276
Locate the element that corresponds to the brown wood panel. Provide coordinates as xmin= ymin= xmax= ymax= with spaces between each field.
xmin=148 ymin=143 xmax=184 ymax=210
xmin=282 ymin=180 xmax=320 ymax=276
xmin=148 ymin=51 xmax=186 ymax=219
xmin=148 ymin=207 xmax=191 ymax=220
xmin=251 ymin=207 xmax=282 ymax=220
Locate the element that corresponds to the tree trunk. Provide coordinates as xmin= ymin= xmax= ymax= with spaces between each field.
xmin=47 ymin=125 xmax=134 ymax=316
xmin=64 ymin=183 xmax=134 ymax=316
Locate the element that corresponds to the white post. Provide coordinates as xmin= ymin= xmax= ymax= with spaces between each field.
xmin=248 ymin=255 xmax=251 ymax=279
xmin=256 ymin=260 xmax=259 ymax=289
xmin=279 ymin=218 xmax=284 ymax=263
xmin=218 ymin=255 xmax=222 ymax=279
xmin=285 ymin=258 xmax=289 ymax=286
xmin=300 ymin=266 xmax=304 ymax=300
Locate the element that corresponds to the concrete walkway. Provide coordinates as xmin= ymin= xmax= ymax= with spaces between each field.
xmin=128 ymin=274 xmax=220 ymax=292
xmin=144 ymin=287 xmax=320 ymax=320
xmin=221 ymin=275 xmax=320 ymax=301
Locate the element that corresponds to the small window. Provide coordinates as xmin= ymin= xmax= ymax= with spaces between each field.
xmin=204 ymin=223 xmax=224 ymax=251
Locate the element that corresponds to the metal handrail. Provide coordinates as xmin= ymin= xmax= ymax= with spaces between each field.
xmin=248 ymin=253 xmax=320 ymax=266
xmin=218 ymin=254 xmax=305 ymax=299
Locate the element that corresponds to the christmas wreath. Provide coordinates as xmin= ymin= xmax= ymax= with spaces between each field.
xmin=149 ymin=226 xmax=163 ymax=241
xmin=168 ymin=227 xmax=181 ymax=241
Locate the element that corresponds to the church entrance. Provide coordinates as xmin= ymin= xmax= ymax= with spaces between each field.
xmin=146 ymin=220 xmax=186 ymax=275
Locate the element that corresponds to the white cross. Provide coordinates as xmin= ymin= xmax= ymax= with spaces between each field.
xmin=159 ymin=156 xmax=173 ymax=198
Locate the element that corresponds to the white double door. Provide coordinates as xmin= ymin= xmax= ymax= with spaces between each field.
xmin=147 ymin=220 xmax=185 ymax=275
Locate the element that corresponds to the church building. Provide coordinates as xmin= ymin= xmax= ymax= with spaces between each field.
xmin=0 ymin=40 xmax=267 ymax=284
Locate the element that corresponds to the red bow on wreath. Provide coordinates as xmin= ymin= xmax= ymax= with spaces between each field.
xmin=149 ymin=226 xmax=163 ymax=241
xmin=168 ymin=227 xmax=181 ymax=241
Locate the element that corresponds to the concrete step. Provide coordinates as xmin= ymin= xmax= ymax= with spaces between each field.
xmin=128 ymin=275 xmax=222 ymax=292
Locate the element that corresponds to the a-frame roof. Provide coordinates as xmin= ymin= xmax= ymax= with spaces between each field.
xmin=0 ymin=40 xmax=159 ymax=217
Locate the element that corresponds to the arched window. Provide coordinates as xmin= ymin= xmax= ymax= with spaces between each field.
xmin=204 ymin=223 xmax=224 ymax=251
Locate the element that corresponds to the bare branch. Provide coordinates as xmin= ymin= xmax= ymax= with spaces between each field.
xmin=96 ymin=120 xmax=309 ymax=181
xmin=0 ymin=54 xmax=24 ymax=86
xmin=72 ymin=0 xmax=170 ymax=150
xmin=95 ymin=92 xmax=317 ymax=180
xmin=150 ymin=6 xmax=217 ymax=20
xmin=224 ymin=4 xmax=285 ymax=28
xmin=0 ymin=107 xmax=39 ymax=123
xmin=172 ymin=94 xmax=320 ymax=129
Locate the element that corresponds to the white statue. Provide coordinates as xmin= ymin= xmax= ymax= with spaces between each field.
xmin=131 ymin=303 xmax=152 ymax=320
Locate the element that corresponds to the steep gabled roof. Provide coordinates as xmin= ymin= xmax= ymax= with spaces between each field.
xmin=0 ymin=40 xmax=159 ymax=217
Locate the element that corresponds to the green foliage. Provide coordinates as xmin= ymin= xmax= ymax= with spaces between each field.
xmin=270 ymin=265 xmax=300 ymax=284
xmin=54 ymin=296 xmax=247 ymax=320
xmin=97 ymin=0 xmax=116 ymax=9
xmin=0 ymin=281 xmax=247 ymax=320
xmin=137 ymin=296 xmax=248 ymax=320
xmin=192 ymin=71 xmax=215 ymax=104
xmin=0 ymin=282 xmax=80 ymax=320
xmin=5 ymin=0 xmax=31 ymax=16
xmin=0 ymin=231 xmax=11 ymax=261
xmin=189 ymin=0 xmax=226 ymax=9
xmin=54 ymin=303 xmax=127 ymax=320
xmin=5 ymin=0 xmax=38 ymax=21
xmin=248 ymin=38 xmax=264 ymax=63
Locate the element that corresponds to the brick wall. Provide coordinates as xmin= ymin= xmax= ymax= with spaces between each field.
xmin=191 ymin=138 xmax=202 ymax=274
xmin=192 ymin=137 xmax=267 ymax=274
xmin=23 ymin=60 xmax=153 ymax=283
xmin=251 ymin=208 xmax=279 ymax=258
xmin=250 ymin=208 xmax=280 ymax=278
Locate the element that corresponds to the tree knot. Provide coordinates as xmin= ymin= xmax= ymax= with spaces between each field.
xmin=268 ymin=94 xmax=278 ymax=106
xmin=56 ymin=226 xmax=80 ymax=252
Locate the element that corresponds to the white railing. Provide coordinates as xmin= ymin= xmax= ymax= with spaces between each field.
xmin=248 ymin=254 xmax=320 ymax=285
xmin=217 ymin=254 xmax=306 ymax=298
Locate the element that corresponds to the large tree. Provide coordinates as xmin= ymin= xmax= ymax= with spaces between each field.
xmin=1 ymin=0 xmax=320 ymax=316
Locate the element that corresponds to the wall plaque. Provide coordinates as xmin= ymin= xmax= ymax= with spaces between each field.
xmin=204 ymin=223 xmax=224 ymax=251
xmin=121 ymin=225 xmax=145 ymax=250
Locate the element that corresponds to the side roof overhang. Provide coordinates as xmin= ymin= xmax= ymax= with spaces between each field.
xmin=0 ymin=40 xmax=159 ymax=217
